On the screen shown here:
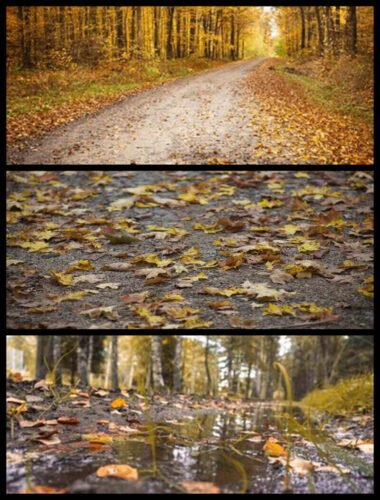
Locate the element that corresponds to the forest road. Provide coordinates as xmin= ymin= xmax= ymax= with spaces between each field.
xmin=8 ymin=57 xmax=269 ymax=165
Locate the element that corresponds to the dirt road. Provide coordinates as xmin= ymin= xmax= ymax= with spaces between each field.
xmin=8 ymin=58 xmax=268 ymax=165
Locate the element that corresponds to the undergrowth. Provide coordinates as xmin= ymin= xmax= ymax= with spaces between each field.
xmin=301 ymin=374 xmax=374 ymax=416
xmin=7 ymin=58 xmax=228 ymax=118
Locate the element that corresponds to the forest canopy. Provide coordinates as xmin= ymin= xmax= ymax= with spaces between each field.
xmin=7 ymin=6 xmax=271 ymax=69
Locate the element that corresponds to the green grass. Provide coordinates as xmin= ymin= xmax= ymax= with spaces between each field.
xmin=276 ymin=66 xmax=374 ymax=125
xmin=301 ymin=374 xmax=374 ymax=416
xmin=7 ymin=58 xmax=228 ymax=118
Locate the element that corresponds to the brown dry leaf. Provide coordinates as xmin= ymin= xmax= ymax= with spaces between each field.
xmin=101 ymin=263 xmax=131 ymax=272
xmin=72 ymin=400 xmax=91 ymax=408
xmin=80 ymin=306 xmax=119 ymax=320
xmin=34 ymin=379 xmax=49 ymax=390
xmin=120 ymin=292 xmax=149 ymax=304
xmin=96 ymin=464 xmax=138 ymax=481
xmin=181 ymin=481 xmax=221 ymax=494
xmin=207 ymin=300 xmax=235 ymax=310
xmin=73 ymin=273 xmax=106 ymax=284
xmin=288 ymin=457 xmax=314 ymax=476
xmin=20 ymin=485 xmax=68 ymax=494
xmin=269 ymin=269 xmax=294 ymax=285
xmin=19 ymin=419 xmax=46 ymax=428
xmin=7 ymin=397 xmax=26 ymax=405
xmin=216 ymin=216 xmax=245 ymax=232
xmin=34 ymin=433 xmax=62 ymax=447
xmin=94 ymin=390 xmax=109 ymax=397
xmin=57 ymin=416 xmax=80 ymax=425
xmin=229 ymin=317 xmax=255 ymax=328
xmin=313 ymin=462 xmax=350 ymax=474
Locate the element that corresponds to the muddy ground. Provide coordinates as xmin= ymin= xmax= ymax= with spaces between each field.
xmin=6 ymin=170 xmax=373 ymax=330
xmin=6 ymin=57 xmax=300 ymax=166
xmin=6 ymin=380 xmax=374 ymax=494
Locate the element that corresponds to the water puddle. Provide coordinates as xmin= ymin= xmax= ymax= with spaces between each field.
xmin=6 ymin=405 xmax=373 ymax=494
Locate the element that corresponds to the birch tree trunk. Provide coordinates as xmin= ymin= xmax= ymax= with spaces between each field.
xmin=151 ymin=336 xmax=165 ymax=392
xmin=77 ymin=336 xmax=88 ymax=386
xmin=87 ymin=335 xmax=94 ymax=385
xmin=173 ymin=335 xmax=182 ymax=393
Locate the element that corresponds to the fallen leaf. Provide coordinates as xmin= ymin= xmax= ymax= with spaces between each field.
xmin=181 ymin=481 xmax=221 ymax=494
xmin=49 ymin=270 xmax=74 ymax=286
xmin=57 ymin=416 xmax=80 ymax=425
xmin=96 ymin=464 xmax=138 ymax=480
xmin=263 ymin=438 xmax=288 ymax=457
xmin=111 ymin=398 xmax=127 ymax=409
xmin=20 ymin=485 xmax=68 ymax=494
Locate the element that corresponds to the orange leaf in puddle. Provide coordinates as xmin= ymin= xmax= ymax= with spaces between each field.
xmin=96 ymin=464 xmax=138 ymax=480
xmin=181 ymin=481 xmax=221 ymax=494
xmin=57 ymin=416 xmax=80 ymax=425
xmin=263 ymin=438 xmax=288 ymax=457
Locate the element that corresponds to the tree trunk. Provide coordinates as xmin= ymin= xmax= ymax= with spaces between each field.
xmin=110 ymin=336 xmax=119 ymax=391
xmin=205 ymin=336 xmax=212 ymax=396
xmin=315 ymin=7 xmax=324 ymax=56
xmin=77 ymin=336 xmax=88 ymax=387
xmin=346 ymin=6 xmax=357 ymax=55
xmin=299 ymin=7 xmax=306 ymax=50
xmin=151 ymin=336 xmax=165 ymax=392
xmin=87 ymin=335 xmax=93 ymax=385
xmin=53 ymin=336 xmax=62 ymax=385
xmin=173 ymin=336 xmax=182 ymax=393
xmin=35 ymin=336 xmax=48 ymax=379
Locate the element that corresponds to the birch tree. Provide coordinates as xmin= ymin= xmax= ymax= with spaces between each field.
xmin=173 ymin=335 xmax=182 ymax=393
xmin=151 ymin=336 xmax=165 ymax=392
xmin=77 ymin=336 xmax=88 ymax=386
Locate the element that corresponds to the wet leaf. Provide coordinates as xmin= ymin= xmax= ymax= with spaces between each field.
xmin=181 ymin=481 xmax=221 ymax=494
xmin=96 ymin=464 xmax=138 ymax=480
xmin=263 ymin=438 xmax=288 ymax=457
xmin=20 ymin=485 xmax=68 ymax=494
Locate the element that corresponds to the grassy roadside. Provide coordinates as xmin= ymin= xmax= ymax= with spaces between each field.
xmin=274 ymin=66 xmax=373 ymax=125
xmin=6 ymin=58 xmax=229 ymax=144
xmin=301 ymin=374 xmax=374 ymax=416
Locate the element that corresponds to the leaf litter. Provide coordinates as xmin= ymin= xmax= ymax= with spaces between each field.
xmin=6 ymin=170 xmax=373 ymax=329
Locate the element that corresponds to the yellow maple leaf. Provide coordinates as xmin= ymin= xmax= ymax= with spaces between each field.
xmin=183 ymin=317 xmax=214 ymax=329
xmin=66 ymin=260 xmax=95 ymax=272
xmin=297 ymin=241 xmax=320 ymax=253
xmin=282 ymin=224 xmax=302 ymax=235
xmin=262 ymin=304 xmax=295 ymax=316
xmin=19 ymin=241 xmax=50 ymax=252
xmin=162 ymin=293 xmax=185 ymax=302
xmin=49 ymin=270 xmax=74 ymax=286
